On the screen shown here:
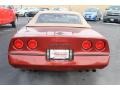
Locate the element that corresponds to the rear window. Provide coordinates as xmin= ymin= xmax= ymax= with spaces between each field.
xmin=108 ymin=6 xmax=120 ymax=10
xmin=85 ymin=8 xmax=97 ymax=12
xmin=36 ymin=13 xmax=81 ymax=24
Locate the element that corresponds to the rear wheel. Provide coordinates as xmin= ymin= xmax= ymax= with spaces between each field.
xmin=92 ymin=69 xmax=96 ymax=72
xmin=118 ymin=19 xmax=120 ymax=24
xmin=103 ymin=19 xmax=107 ymax=23
xmin=24 ymin=12 xmax=28 ymax=17
xmin=11 ymin=21 xmax=16 ymax=28
xmin=98 ymin=18 xmax=101 ymax=21
xmin=94 ymin=16 xmax=98 ymax=21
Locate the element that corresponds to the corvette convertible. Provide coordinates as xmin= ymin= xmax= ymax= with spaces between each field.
xmin=8 ymin=11 xmax=110 ymax=71
xmin=0 ymin=7 xmax=16 ymax=27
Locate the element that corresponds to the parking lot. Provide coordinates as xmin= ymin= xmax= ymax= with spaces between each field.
xmin=0 ymin=17 xmax=120 ymax=85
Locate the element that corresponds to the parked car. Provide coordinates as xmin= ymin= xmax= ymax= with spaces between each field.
xmin=83 ymin=8 xmax=102 ymax=21
xmin=16 ymin=8 xmax=40 ymax=17
xmin=0 ymin=7 xmax=16 ymax=27
xmin=26 ymin=11 xmax=38 ymax=17
xmin=103 ymin=6 xmax=120 ymax=23
xmin=8 ymin=11 xmax=110 ymax=71
xmin=16 ymin=8 xmax=28 ymax=16
xmin=26 ymin=8 xmax=49 ymax=17
xmin=51 ymin=7 xmax=69 ymax=11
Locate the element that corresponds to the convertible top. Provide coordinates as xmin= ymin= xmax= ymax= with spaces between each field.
xmin=27 ymin=11 xmax=91 ymax=28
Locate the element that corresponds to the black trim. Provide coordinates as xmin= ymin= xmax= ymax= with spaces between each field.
xmin=9 ymin=53 xmax=44 ymax=56
xmin=9 ymin=52 xmax=109 ymax=56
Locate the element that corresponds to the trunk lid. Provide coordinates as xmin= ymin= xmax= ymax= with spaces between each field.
xmin=10 ymin=26 xmax=109 ymax=53
xmin=15 ymin=26 xmax=104 ymax=38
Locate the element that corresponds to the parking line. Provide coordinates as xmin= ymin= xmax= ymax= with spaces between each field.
xmin=102 ymin=23 xmax=120 ymax=26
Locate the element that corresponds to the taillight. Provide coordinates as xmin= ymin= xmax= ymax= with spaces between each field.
xmin=27 ymin=39 xmax=37 ymax=49
xmin=14 ymin=39 xmax=24 ymax=49
xmin=95 ymin=40 xmax=105 ymax=50
xmin=82 ymin=40 xmax=92 ymax=50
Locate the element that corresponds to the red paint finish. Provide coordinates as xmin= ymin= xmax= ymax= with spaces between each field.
xmin=7 ymin=11 xmax=110 ymax=70
xmin=8 ymin=54 xmax=109 ymax=71
xmin=0 ymin=7 xmax=16 ymax=25
xmin=8 ymin=27 xmax=110 ymax=71
xmin=9 ymin=37 xmax=109 ymax=52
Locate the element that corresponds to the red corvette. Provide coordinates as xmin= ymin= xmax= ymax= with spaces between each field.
xmin=8 ymin=11 xmax=110 ymax=71
xmin=0 ymin=7 xmax=16 ymax=27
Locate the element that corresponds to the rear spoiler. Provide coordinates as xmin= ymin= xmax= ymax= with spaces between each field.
xmin=26 ymin=23 xmax=91 ymax=28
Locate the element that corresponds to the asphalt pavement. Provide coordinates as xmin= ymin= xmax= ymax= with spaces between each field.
xmin=0 ymin=17 xmax=120 ymax=85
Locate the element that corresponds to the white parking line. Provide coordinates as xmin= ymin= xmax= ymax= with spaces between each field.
xmin=102 ymin=23 xmax=120 ymax=26
xmin=0 ymin=29 xmax=16 ymax=34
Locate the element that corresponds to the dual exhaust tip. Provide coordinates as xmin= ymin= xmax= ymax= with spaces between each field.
xmin=79 ymin=69 xmax=96 ymax=72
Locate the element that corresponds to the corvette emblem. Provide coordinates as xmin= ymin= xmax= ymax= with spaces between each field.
xmin=55 ymin=32 xmax=63 ymax=35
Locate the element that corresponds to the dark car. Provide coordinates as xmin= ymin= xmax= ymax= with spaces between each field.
xmin=103 ymin=6 xmax=120 ymax=23
xmin=26 ymin=11 xmax=38 ymax=17
xmin=26 ymin=8 xmax=49 ymax=17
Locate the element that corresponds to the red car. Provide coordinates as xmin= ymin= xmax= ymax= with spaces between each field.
xmin=8 ymin=11 xmax=110 ymax=71
xmin=0 ymin=7 xmax=16 ymax=27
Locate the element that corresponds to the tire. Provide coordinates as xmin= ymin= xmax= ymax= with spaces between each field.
xmin=94 ymin=16 xmax=98 ymax=21
xmin=99 ymin=18 xmax=101 ymax=21
xmin=118 ymin=19 xmax=120 ymax=24
xmin=11 ymin=21 xmax=16 ymax=28
xmin=24 ymin=13 xmax=28 ymax=17
xmin=103 ymin=19 xmax=107 ymax=22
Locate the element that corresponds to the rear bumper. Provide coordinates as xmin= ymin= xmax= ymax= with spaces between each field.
xmin=84 ymin=15 xmax=97 ymax=21
xmin=17 ymin=13 xmax=25 ymax=16
xmin=8 ymin=53 xmax=110 ymax=71
xmin=103 ymin=15 xmax=120 ymax=22
xmin=85 ymin=17 xmax=96 ymax=21
xmin=0 ymin=19 xmax=15 ymax=25
xmin=27 ymin=13 xmax=36 ymax=17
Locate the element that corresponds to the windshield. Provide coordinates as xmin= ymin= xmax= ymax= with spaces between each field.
xmin=36 ymin=13 xmax=81 ymax=24
xmin=108 ymin=6 xmax=120 ymax=10
xmin=85 ymin=8 xmax=97 ymax=12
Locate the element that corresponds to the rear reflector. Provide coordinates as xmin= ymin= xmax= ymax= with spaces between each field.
xmin=14 ymin=39 xmax=24 ymax=49
xmin=82 ymin=40 xmax=92 ymax=50
xmin=28 ymin=39 xmax=37 ymax=49
xmin=95 ymin=40 xmax=105 ymax=50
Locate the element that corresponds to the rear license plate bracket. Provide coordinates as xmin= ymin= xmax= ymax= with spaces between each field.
xmin=110 ymin=18 xmax=114 ymax=22
xmin=46 ymin=49 xmax=73 ymax=60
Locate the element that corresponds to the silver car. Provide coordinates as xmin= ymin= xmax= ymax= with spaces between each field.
xmin=103 ymin=6 xmax=120 ymax=23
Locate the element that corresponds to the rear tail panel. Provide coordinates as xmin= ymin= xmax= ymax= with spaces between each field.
xmin=9 ymin=36 xmax=109 ymax=53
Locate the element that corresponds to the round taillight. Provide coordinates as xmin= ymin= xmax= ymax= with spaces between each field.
xmin=14 ymin=39 xmax=24 ymax=49
xmin=28 ymin=39 xmax=37 ymax=49
xmin=82 ymin=40 xmax=92 ymax=50
xmin=95 ymin=40 xmax=105 ymax=50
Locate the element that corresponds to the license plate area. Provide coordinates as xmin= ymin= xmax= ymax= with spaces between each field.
xmin=46 ymin=49 xmax=73 ymax=60
xmin=110 ymin=18 xmax=114 ymax=22
xmin=86 ymin=15 xmax=90 ymax=18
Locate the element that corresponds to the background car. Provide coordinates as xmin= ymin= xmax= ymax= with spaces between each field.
xmin=26 ymin=8 xmax=49 ymax=17
xmin=103 ymin=5 xmax=120 ymax=23
xmin=8 ymin=11 xmax=110 ymax=71
xmin=83 ymin=8 xmax=102 ymax=21
xmin=16 ymin=7 xmax=40 ymax=17
xmin=0 ymin=6 xmax=16 ymax=27
xmin=16 ymin=8 xmax=28 ymax=16
xmin=51 ymin=7 xmax=69 ymax=11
